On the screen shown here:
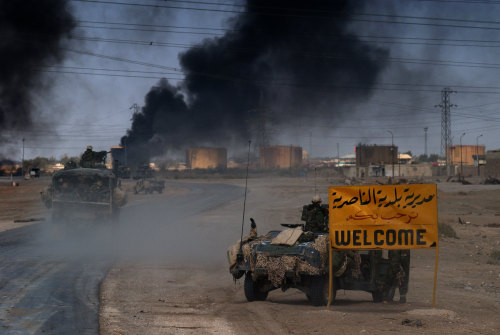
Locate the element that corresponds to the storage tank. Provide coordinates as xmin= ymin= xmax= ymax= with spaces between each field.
xmin=259 ymin=145 xmax=302 ymax=169
xmin=186 ymin=147 xmax=227 ymax=169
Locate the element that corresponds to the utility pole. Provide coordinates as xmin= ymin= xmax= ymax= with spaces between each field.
xmin=460 ymin=132 xmax=466 ymax=181
xmin=22 ymin=138 xmax=25 ymax=178
xmin=387 ymin=130 xmax=394 ymax=178
xmin=436 ymin=88 xmax=456 ymax=167
xmin=337 ymin=142 xmax=340 ymax=167
xmin=476 ymin=134 xmax=483 ymax=176
xmin=424 ymin=127 xmax=428 ymax=157
xmin=309 ymin=132 xmax=312 ymax=164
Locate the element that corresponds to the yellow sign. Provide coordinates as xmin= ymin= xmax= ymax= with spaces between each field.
xmin=328 ymin=184 xmax=438 ymax=250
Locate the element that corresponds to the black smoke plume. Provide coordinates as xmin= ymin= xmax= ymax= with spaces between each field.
xmin=122 ymin=0 xmax=388 ymax=164
xmin=0 ymin=0 xmax=74 ymax=131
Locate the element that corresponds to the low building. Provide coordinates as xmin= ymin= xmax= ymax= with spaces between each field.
xmin=447 ymin=145 xmax=485 ymax=166
xmin=398 ymin=153 xmax=412 ymax=165
xmin=485 ymin=149 xmax=500 ymax=178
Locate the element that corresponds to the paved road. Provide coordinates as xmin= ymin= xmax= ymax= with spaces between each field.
xmin=0 ymin=182 xmax=242 ymax=334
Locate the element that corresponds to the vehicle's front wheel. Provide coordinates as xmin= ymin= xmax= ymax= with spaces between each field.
xmin=372 ymin=289 xmax=384 ymax=303
xmin=308 ymin=276 xmax=334 ymax=306
xmin=244 ymin=273 xmax=268 ymax=302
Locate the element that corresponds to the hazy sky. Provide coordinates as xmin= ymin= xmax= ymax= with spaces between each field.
xmin=3 ymin=0 xmax=500 ymax=161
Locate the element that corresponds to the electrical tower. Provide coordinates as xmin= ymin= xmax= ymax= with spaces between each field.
xmin=130 ymin=103 xmax=140 ymax=115
xmin=436 ymin=88 xmax=456 ymax=166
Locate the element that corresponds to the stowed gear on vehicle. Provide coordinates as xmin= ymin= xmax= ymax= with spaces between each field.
xmin=227 ymin=197 xmax=410 ymax=306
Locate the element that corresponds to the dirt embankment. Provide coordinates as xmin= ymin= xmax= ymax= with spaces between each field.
xmin=0 ymin=178 xmax=49 ymax=232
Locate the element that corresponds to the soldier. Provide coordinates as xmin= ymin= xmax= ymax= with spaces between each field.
xmin=388 ymin=249 xmax=411 ymax=303
xmin=81 ymin=146 xmax=107 ymax=168
xmin=301 ymin=195 xmax=329 ymax=232
xmin=81 ymin=146 xmax=94 ymax=167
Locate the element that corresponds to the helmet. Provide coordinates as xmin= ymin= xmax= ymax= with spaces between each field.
xmin=312 ymin=195 xmax=322 ymax=203
xmin=87 ymin=145 xmax=93 ymax=150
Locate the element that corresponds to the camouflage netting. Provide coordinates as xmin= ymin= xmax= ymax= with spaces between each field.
xmin=311 ymin=234 xmax=329 ymax=266
xmin=241 ymin=234 xmax=272 ymax=263
xmin=255 ymin=254 xmax=321 ymax=287
xmin=244 ymin=234 xmax=329 ymax=287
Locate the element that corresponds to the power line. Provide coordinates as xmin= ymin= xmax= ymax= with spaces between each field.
xmin=71 ymin=0 xmax=500 ymax=31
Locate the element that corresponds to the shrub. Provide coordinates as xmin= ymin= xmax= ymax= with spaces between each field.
xmin=438 ymin=222 xmax=458 ymax=239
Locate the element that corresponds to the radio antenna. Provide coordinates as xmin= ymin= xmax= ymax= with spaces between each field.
xmin=314 ymin=167 xmax=317 ymax=195
xmin=238 ymin=140 xmax=252 ymax=261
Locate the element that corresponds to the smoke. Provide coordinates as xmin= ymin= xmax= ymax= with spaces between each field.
xmin=122 ymin=0 xmax=388 ymax=164
xmin=0 ymin=0 xmax=75 ymax=131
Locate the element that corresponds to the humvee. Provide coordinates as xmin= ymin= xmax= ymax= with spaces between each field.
xmin=42 ymin=167 xmax=126 ymax=230
xmin=229 ymin=223 xmax=406 ymax=306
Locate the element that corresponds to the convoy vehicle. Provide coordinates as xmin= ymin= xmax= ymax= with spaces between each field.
xmin=133 ymin=179 xmax=165 ymax=194
xmin=42 ymin=168 xmax=125 ymax=229
xmin=41 ymin=147 xmax=127 ymax=231
xmin=229 ymin=224 xmax=404 ymax=306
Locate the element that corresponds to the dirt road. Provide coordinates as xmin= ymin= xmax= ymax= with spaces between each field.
xmin=0 ymin=177 xmax=499 ymax=334
xmin=100 ymin=178 xmax=500 ymax=335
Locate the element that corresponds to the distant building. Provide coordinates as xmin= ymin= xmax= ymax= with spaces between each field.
xmin=259 ymin=145 xmax=302 ymax=169
xmin=186 ymin=147 xmax=227 ymax=169
xmin=398 ymin=153 xmax=413 ymax=165
xmin=355 ymin=144 xmax=397 ymax=166
xmin=447 ymin=145 xmax=485 ymax=166
xmin=485 ymin=149 xmax=500 ymax=178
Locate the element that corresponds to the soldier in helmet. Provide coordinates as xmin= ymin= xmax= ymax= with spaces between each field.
xmin=301 ymin=195 xmax=329 ymax=232
xmin=81 ymin=146 xmax=94 ymax=168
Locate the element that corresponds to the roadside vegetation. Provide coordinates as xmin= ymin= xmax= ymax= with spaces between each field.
xmin=438 ymin=222 xmax=458 ymax=239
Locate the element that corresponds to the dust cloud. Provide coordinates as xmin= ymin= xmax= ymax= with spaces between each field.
xmin=33 ymin=182 xmax=242 ymax=267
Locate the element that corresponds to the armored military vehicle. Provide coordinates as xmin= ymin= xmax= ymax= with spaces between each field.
xmin=228 ymin=221 xmax=407 ymax=306
xmin=133 ymin=178 xmax=165 ymax=194
xmin=41 ymin=147 xmax=126 ymax=231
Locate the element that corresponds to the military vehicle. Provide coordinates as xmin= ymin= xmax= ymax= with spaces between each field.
xmin=228 ymin=221 xmax=407 ymax=306
xmin=132 ymin=164 xmax=153 ymax=180
xmin=29 ymin=167 xmax=40 ymax=178
xmin=133 ymin=178 xmax=165 ymax=194
xmin=41 ymin=147 xmax=127 ymax=231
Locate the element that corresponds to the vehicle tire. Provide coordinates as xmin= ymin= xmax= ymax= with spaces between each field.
xmin=308 ymin=276 xmax=333 ymax=306
xmin=158 ymin=188 xmax=163 ymax=194
xmin=244 ymin=273 xmax=268 ymax=302
xmin=372 ymin=289 xmax=384 ymax=303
